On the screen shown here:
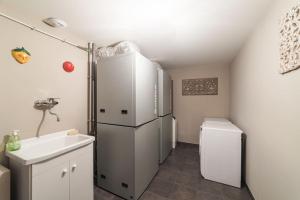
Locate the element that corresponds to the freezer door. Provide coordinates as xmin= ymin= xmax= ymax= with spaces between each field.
xmin=96 ymin=124 xmax=135 ymax=199
xmin=159 ymin=114 xmax=173 ymax=163
xmin=97 ymin=54 xmax=135 ymax=126
xmin=135 ymin=53 xmax=158 ymax=125
xmin=158 ymin=69 xmax=172 ymax=116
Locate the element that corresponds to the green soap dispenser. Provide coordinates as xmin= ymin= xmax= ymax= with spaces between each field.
xmin=6 ymin=130 xmax=21 ymax=151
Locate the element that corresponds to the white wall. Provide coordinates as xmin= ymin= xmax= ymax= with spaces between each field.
xmin=230 ymin=0 xmax=300 ymax=199
xmin=0 ymin=8 xmax=88 ymax=165
xmin=168 ymin=65 xmax=230 ymax=144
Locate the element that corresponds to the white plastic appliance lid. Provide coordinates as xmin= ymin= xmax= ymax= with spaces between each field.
xmin=202 ymin=121 xmax=243 ymax=134
xmin=204 ymin=117 xmax=231 ymax=123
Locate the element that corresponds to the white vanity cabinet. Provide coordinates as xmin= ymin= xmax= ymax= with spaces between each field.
xmin=10 ymin=144 xmax=93 ymax=200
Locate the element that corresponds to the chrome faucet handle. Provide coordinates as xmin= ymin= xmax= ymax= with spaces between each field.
xmin=47 ymin=97 xmax=60 ymax=101
xmin=34 ymin=100 xmax=50 ymax=110
xmin=47 ymin=98 xmax=60 ymax=105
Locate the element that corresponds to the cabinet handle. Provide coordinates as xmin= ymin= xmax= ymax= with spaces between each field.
xmin=121 ymin=182 xmax=129 ymax=188
xmin=72 ymin=164 xmax=77 ymax=171
xmin=121 ymin=110 xmax=128 ymax=114
xmin=100 ymin=109 xmax=105 ymax=113
xmin=62 ymin=168 xmax=68 ymax=176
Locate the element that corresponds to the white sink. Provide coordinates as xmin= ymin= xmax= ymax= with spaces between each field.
xmin=6 ymin=130 xmax=95 ymax=165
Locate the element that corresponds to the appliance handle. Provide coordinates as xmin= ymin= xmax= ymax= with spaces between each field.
xmin=199 ymin=126 xmax=203 ymax=146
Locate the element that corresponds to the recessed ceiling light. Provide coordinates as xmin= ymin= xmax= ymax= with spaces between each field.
xmin=42 ymin=17 xmax=67 ymax=28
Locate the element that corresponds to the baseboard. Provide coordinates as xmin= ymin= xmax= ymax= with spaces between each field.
xmin=245 ymin=184 xmax=255 ymax=200
xmin=177 ymin=141 xmax=199 ymax=145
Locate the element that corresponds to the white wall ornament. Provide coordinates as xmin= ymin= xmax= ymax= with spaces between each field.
xmin=279 ymin=4 xmax=300 ymax=74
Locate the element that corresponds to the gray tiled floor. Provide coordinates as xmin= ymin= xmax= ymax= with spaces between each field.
xmin=94 ymin=142 xmax=252 ymax=200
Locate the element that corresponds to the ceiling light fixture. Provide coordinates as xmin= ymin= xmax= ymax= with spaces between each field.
xmin=42 ymin=17 xmax=67 ymax=28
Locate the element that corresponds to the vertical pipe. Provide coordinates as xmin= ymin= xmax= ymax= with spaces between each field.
xmin=92 ymin=43 xmax=97 ymax=135
xmin=91 ymin=44 xmax=97 ymax=136
xmin=91 ymin=43 xmax=98 ymax=180
xmin=87 ymin=43 xmax=92 ymax=135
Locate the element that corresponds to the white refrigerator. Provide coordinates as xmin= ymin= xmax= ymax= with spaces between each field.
xmin=157 ymin=67 xmax=173 ymax=163
xmin=96 ymin=52 xmax=159 ymax=200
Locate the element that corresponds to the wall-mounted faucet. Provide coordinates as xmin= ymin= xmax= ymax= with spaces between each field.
xmin=34 ymin=98 xmax=60 ymax=121
xmin=34 ymin=98 xmax=60 ymax=137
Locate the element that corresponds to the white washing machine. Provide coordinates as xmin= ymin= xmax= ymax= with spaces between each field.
xmin=199 ymin=119 xmax=243 ymax=188
xmin=199 ymin=118 xmax=232 ymax=155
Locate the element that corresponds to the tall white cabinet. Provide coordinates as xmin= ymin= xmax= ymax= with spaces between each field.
xmin=96 ymin=51 xmax=159 ymax=200
xmin=10 ymin=144 xmax=93 ymax=200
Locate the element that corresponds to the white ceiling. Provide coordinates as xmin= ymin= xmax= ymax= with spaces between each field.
xmin=0 ymin=0 xmax=273 ymax=68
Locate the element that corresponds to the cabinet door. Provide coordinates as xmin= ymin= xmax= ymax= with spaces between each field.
xmin=160 ymin=114 xmax=173 ymax=163
xmin=97 ymin=53 xmax=135 ymax=126
xmin=135 ymin=119 xmax=159 ymax=199
xmin=70 ymin=145 xmax=93 ymax=200
xmin=97 ymin=124 xmax=134 ymax=200
xmin=32 ymin=161 xmax=69 ymax=200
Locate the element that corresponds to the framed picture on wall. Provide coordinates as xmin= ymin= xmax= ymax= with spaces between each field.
xmin=279 ymin=4 xmax=300 ymax=74
xmin=182 ymin=77 xmax=218 ymax=96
